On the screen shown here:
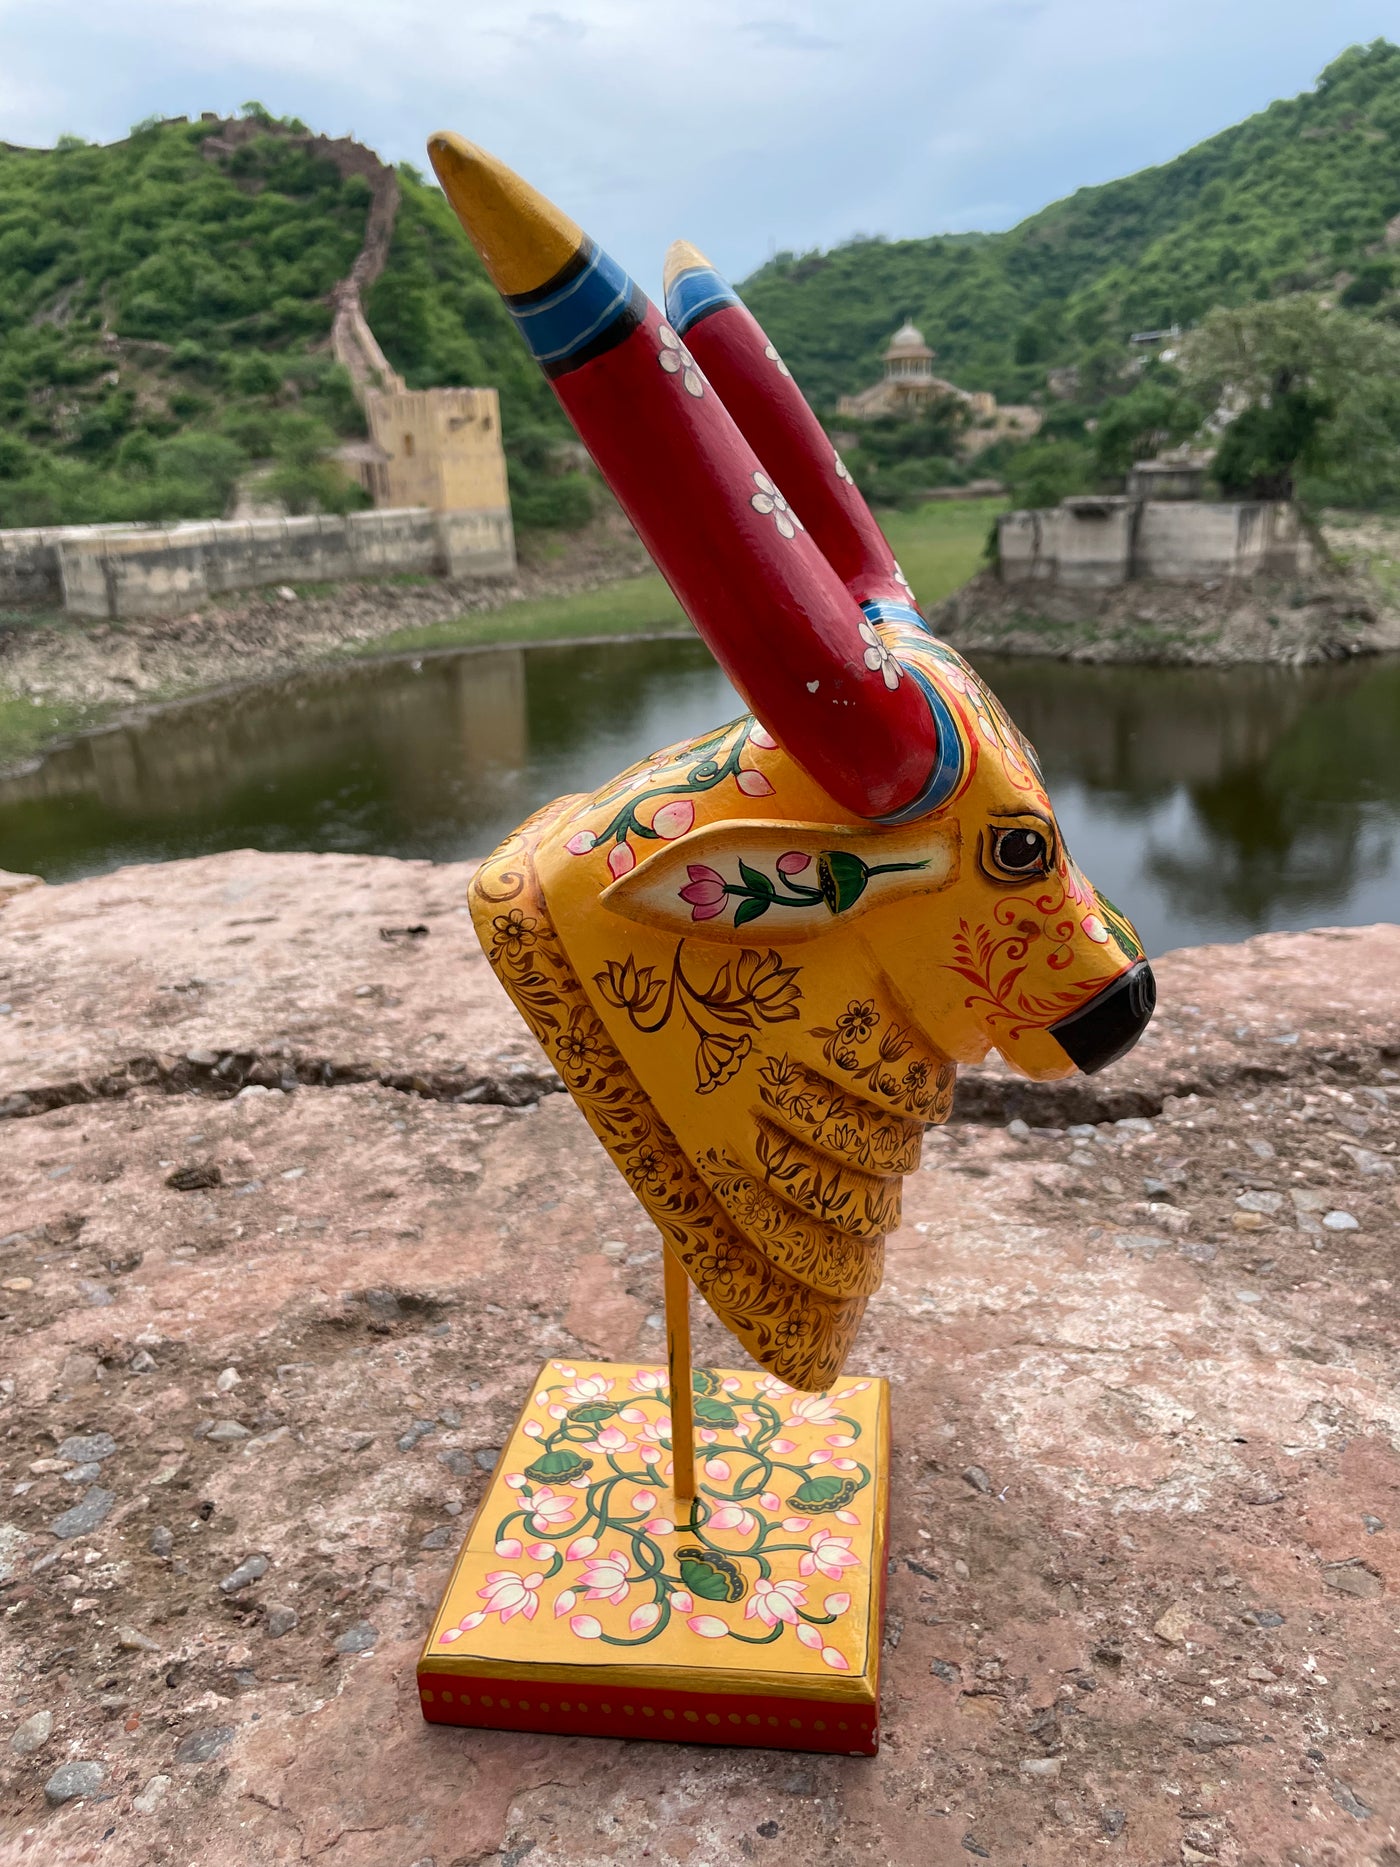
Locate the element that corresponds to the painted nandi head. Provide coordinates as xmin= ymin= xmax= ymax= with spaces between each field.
xmin=433 ymin=135 xmax=1155 ymax=1391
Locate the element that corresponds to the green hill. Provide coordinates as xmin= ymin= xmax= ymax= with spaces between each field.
xmin=0 ymin=108 xmax=572 ymax=531
xmin=741 ymin=40 xmax=1400 ymax=409
xmin=3 ymin=44 xmax=1400 ymax=535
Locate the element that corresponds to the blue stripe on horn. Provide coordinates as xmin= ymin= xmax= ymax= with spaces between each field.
xmin=503 ymin=239 xmax=644 ymax=376
xmin=665 ymin=264 xmax=740 ymax=337
xmin=859 ymin=599 xmax=930 ymax=634
xmin=874 ymin=666 xmax=964 ymax=823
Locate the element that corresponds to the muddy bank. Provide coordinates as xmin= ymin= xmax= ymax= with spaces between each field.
xmin=1 ymin=851 xmax=1398 ymax=1865
xmin=0 ymin=509 xmax=655 ymax=718
xmin=930 ymin=558 xmax=1400 ymax=666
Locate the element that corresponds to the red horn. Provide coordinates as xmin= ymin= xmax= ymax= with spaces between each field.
xmin=663 ymin=241 xmax=914 ymax=617
xmin=427 ymin=134 xmax=939 ymax=823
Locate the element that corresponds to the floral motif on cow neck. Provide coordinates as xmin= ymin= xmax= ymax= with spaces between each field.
xmin=564 ymin=716 xmax=776 ymax=878
xmin=468 ymin=806 xmax=869 ymax=1387
xmin=808 ymin=999 xmax=955 ymax=1121
xmin=595 ymin=943 xmax=802 ymax=1094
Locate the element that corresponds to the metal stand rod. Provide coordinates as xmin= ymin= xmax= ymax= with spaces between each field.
xmin=664 ymin=1247 xmax=696 ymax=1504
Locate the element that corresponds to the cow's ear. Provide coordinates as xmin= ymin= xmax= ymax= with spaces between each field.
xmin=600 ymin=818 xmax=958 ymax=943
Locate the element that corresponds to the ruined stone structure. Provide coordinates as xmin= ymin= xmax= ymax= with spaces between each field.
xmin=0 ymin=121 xmax=516 ymax=620
xmin=202 ymin=114 xmax=512 ymax=524
xmin=358 ymin=386 xmax=508 ymax=514
xmin=836 ymin=320 xmax=1040 ymax=452
xmin=999 ymin=460 xmax=1316 ymax=589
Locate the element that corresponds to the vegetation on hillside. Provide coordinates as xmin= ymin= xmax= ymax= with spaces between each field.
xmin=743 ymin=42 xmax=1400 ymax=414
xmin=1179 ymin=295 xmax=1400 ymax=502
xmin=0 ymin=107 xmax=580 ymax=531
xmin=0 ymin=111 xmax=376 ymax=525
xmin=5 ymin=44 xmax=1400 ymax=534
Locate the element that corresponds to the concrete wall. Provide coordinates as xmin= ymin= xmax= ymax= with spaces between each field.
xmin=998 ymin=498 xmax=1314 ymax=588
xmin=52 ymin=506 xmax=515 ymax=620
xmin=0 ymin=523 xmax=169 ymax=608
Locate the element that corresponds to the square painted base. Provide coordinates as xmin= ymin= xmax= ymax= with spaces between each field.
xmin=418 ymin=1358 xmax=890 ymax=1755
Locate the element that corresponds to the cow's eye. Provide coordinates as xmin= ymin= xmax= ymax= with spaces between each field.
xmin=990 ymin=827 xmax=1050 ymax=877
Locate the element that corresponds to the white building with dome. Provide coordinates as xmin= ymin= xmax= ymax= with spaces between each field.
xmin=836 ymin=321 xmax=1040 ymax=452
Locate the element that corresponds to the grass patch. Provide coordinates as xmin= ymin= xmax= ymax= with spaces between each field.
xmin=362 ymin=567 xmax=687 ymax=658
xmin=363 ymin=497 xmax=1004 ymax=659
xmin=877 ymin=499 xmax=1003 ymax=607
xmin=0 ymin=692 xmax=98 ymax=766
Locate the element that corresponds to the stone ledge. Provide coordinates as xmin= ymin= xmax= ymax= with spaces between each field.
xmin=0 ymin=852 xmax=1396 ymax=1862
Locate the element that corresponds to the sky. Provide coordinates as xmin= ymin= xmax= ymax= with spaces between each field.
xmin=0 ymin=0 xmax=1396 ymax=293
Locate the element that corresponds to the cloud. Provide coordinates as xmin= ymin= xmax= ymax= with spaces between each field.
xmin=739 ymin=18 xmax=840 ymax=51
xmin=0 ymin=0 xmax=1396 ymax=290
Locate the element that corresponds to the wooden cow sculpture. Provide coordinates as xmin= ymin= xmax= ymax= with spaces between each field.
xmin=431 ymin=135 xmax=1156 ymax=1393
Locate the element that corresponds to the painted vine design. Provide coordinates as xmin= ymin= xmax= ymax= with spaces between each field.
xmin=679 ymin=846 xmax=929 ymax=928
xmin=946 ymin=901 xmax=1106 ymax=1040
xmin=757 ymin=1056 xmax=925 ymax=1175
xmin=563 ymin=716 xmax=780 ymax=878
xmin=436 ymin=1365 xmax=872 ymax=1665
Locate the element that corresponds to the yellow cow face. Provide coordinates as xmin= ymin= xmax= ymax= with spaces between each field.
xmin=473 ymin=626 xmax=1154 ymax=1390
xmin=576 ymin=620 xmax=1151 ymax=1089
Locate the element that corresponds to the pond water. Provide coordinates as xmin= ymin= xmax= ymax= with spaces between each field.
xmin=1 ymin=636 xmax=1396 ymax=958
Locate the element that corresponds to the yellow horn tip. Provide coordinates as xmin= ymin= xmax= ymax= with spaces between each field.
xmin=663 ymin=238 xmax=715 ymax=294
xmin=427 ymin=131 xmax=583 ymax=297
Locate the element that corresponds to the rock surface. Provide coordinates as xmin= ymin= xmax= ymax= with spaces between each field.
xmin=931 ymin=556 xmax=1400 ymax=666
xmin=1 ymin=852 xmax=1398 ymax=1865
xmin=0 ymin=508 xmax=655 ymax=722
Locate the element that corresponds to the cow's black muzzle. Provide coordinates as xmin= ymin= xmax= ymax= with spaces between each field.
xmin=1049 ymin=959 xmax=1156 ymax=1075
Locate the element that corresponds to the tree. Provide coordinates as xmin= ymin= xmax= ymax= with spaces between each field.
xmin=263 ymin=413 xmax=365 ymax=515
xmin=1178 ymin=295 xmax=1400 ymax=500
xmin=1092 ymin=375 xmax=1205 ymax=481
xmin=1003 ymin=437 xmax=1096 ymax=510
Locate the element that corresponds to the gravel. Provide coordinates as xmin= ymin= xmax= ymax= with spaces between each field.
xmin=56 ymin=1432 xmax=117 ymax=1464
xmin=44 ymin=1760 xmax=106 ymax=1805
xmin=264 ymin=1603 xmax=298 ymax=1637
xmin=1323 ymin=1562 xmax=1383 ymax=1600
xmin=10 ymin=1709 xmax=53 ymax=1755
xmin=220 ymin=1554 xmax=270 ymax=1594
xmin=334 ymin=1622 xmax=378 ymax=1655
xmin=174 ymin=1724 xmax=235 ymax=1765
xmin=1184 ymin=1720 xmax=1246 ymax=1749
xmin=206 ymin=1420 xmax=252 ymax=1443
xmin=51 ymin=1487 xmax=115 ymax=1540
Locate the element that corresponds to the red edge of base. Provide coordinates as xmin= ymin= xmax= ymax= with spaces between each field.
xmin=419 ymin=1670 xmax=878 ymax=1756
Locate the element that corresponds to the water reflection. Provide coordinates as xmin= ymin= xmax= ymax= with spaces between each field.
xmin=983 ymin=657 xmax=1399 ymax=951
xmin=0 ymin=638 xmax=1395 ymax=956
